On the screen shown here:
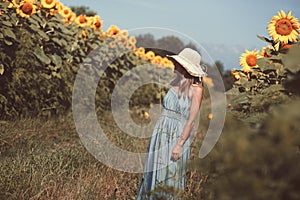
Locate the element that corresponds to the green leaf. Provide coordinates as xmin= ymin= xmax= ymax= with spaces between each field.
xmin=256 ymin=35 xmax=273 ymax=44
xmin=282 ymin=44 xmax=300 ymax=74
xmin=51 ymin=37 xmax=62 ymax=46
xmin=29 ymin=24 xmax=49 ymax=41
xmin=235 ymin=76 xmax=248 ymax=85
xmin=10 ymin=13 xmax=18 ymax=25
xmin=30 ymin=14 xmax=43 ymax=25
xmin=60 ymin=38 xmax=68 ymax=47
xmin=28 ymin=17 xmax=41 ymax=27
xmin=34 ymin=48 xmax=51 ymax=64
xmin=57 ymin=23 xmax=74 ymax=35
xmin=257 ymin=57 xmax=276 ymax=71
xmin=0 ymin=2 xmax=8 ymax=9
xmin=50 ymin=54 xmax=62 ymax=67
xmin=244 ymin=80 xmax=257 ymax=88
xmin=225 ymin=87 xmax=239 ymax=96
xmin=231 ymin=92 xmax=249 ymax=104
xmin=4 ymin=39 xmax=13 ymax=46
xmin=2 ymin=20 xmax=13 ymax=27
xmin=269 ymin=54 xmax=283 ymax=61
xmin=263 ymin=84 xmax=284 ymax=93
xmin=3 ymin=28 xmax=16 ymax=40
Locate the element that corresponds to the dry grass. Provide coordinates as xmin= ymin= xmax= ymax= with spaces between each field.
xmin=0 ymin=105 xmax=211 ymax=199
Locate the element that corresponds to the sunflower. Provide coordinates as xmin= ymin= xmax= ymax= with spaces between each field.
xmin=145 ymin=51 xmax=155 ymax=60
xmin=167 ymin=60 xmax=175 ymax=70
xmin=67 ymin=11 xmax=76 ymax=23
xmin=54 ymin=2 xmax=64 ymax=13
xmin=161 ymin=57 xmax=172 ymax=67
xmin=91 ymin=15 xmax=103 ymax=31
xmin=134 ymin=47 xmax=146 ymax=57
xmin=136 ymin=47 xmax=145 ymax=54
xmin=152 ymin=55 xmax=163 ymax=65
xmin=41 ymin=0 xmax=57 ymax=9
xmin=239 ymin=49 xmax=262 ymax=72
xmin=116 ymin=35 xmax=128 ymax=44
xmin=75 ymin=15 xmax=90 ymax=27
xmin=231 ymin=69 xmax=241 ymax=80
xmin=59 ymin=6 xmax=72 ymax=22
xmin=267 ymin=10 xmax=300 ymax=45
xmin=106 ymin=25 xmax=120 ymax=37
xmin=128 ymin=36 xmax=136 ymax=45
xmin=120 ymin=30 xmax=128 ymax=37
xmin=161 ymin=57 xmax=174 ymax=69
xmin=16 ymin=0 xmax=38 ymax=18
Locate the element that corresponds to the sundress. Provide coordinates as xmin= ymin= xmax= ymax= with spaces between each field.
xmin=136 ymin=87 xmax=192 ymax=200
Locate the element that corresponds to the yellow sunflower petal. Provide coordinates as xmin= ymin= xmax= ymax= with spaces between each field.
xmin=287 ymin=11 xmax=292 ymax=20
xmin=280 ymin=10 xmax=286 ymax=18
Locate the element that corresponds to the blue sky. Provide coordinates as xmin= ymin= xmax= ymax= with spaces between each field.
xmin=61 ymin=0 xmax=299 ymax=70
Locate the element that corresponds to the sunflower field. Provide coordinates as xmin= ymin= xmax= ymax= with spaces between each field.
xmin=1 ymin=0 xmax=300 ymax=199
xmin=0 ymin=0 xmax=176 ymax=119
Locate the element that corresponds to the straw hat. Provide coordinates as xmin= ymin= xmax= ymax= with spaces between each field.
xmin=167 ymin=48 xmax=207 ymax=77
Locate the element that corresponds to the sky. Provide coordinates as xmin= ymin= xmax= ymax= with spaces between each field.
xmin=61 ymin=0 xmax=300 ymax=70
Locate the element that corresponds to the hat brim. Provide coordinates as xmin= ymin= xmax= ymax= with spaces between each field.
xmin=167 ymin=55 xmax=207 ymax=77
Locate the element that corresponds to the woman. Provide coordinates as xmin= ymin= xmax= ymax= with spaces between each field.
xmin=136 ymin=48 xmax=206 ymax=199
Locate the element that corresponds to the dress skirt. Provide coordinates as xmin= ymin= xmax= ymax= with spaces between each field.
xmin=136 ymin=88 xmax=191 ymax=200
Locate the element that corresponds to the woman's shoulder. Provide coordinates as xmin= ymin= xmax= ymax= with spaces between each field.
xmin=189 ymin=83 xmax=203 ymax=98
xmin=191 ymin=83 xmax=203 ymax=91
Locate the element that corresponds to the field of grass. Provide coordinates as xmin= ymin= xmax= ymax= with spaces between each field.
xmin=0 ymin=105 xmax=211 ymax=199
xmin=0 ymin=114 xmax=139 ymax=199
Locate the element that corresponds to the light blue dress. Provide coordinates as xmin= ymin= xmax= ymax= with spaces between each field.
xmin=136 ymin=87 xmax=191 ymax=200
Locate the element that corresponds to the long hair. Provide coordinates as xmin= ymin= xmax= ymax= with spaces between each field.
xmin=170 ymin=60 xmax=202 ymax=98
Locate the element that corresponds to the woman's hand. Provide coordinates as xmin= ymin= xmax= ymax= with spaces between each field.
xmin=171 ymin=143 xmax=183 ymax=161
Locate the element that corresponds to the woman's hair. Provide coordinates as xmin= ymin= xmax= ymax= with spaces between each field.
xmin=170 ymin=60 xmax=203 ymax=98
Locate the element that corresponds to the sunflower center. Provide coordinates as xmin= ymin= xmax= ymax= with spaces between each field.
xmin=21 ymin=2 xmax=33 ymax=14
xmin=95 ymin=21 xmax=101 ymax=28
xmin=246 ymin=55 xmax=257 ymax=67
xmin=275 ymin=18 xmax=293 ymax=36
xmin=112 ymin=31 xmax=119 ymax=35
xmin=46 ymin=0 xmax=53 ymax=4
xmin=79 ymin=15 xmax=87 ymax=24
xmin=64 ymin=9 xmax=69 ymax=15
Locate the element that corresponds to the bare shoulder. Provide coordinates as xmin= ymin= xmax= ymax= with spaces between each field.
xmin=191 ymin=83 xmax=203 ymax=94
xmin=188 ymin=83 xmax=203 ymax=100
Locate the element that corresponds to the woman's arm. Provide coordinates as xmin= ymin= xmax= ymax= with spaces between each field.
xmin=178 ymin=84 xmax=203 ymax=145
xmin=171 ymin=84 xmax=204 ymax=160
